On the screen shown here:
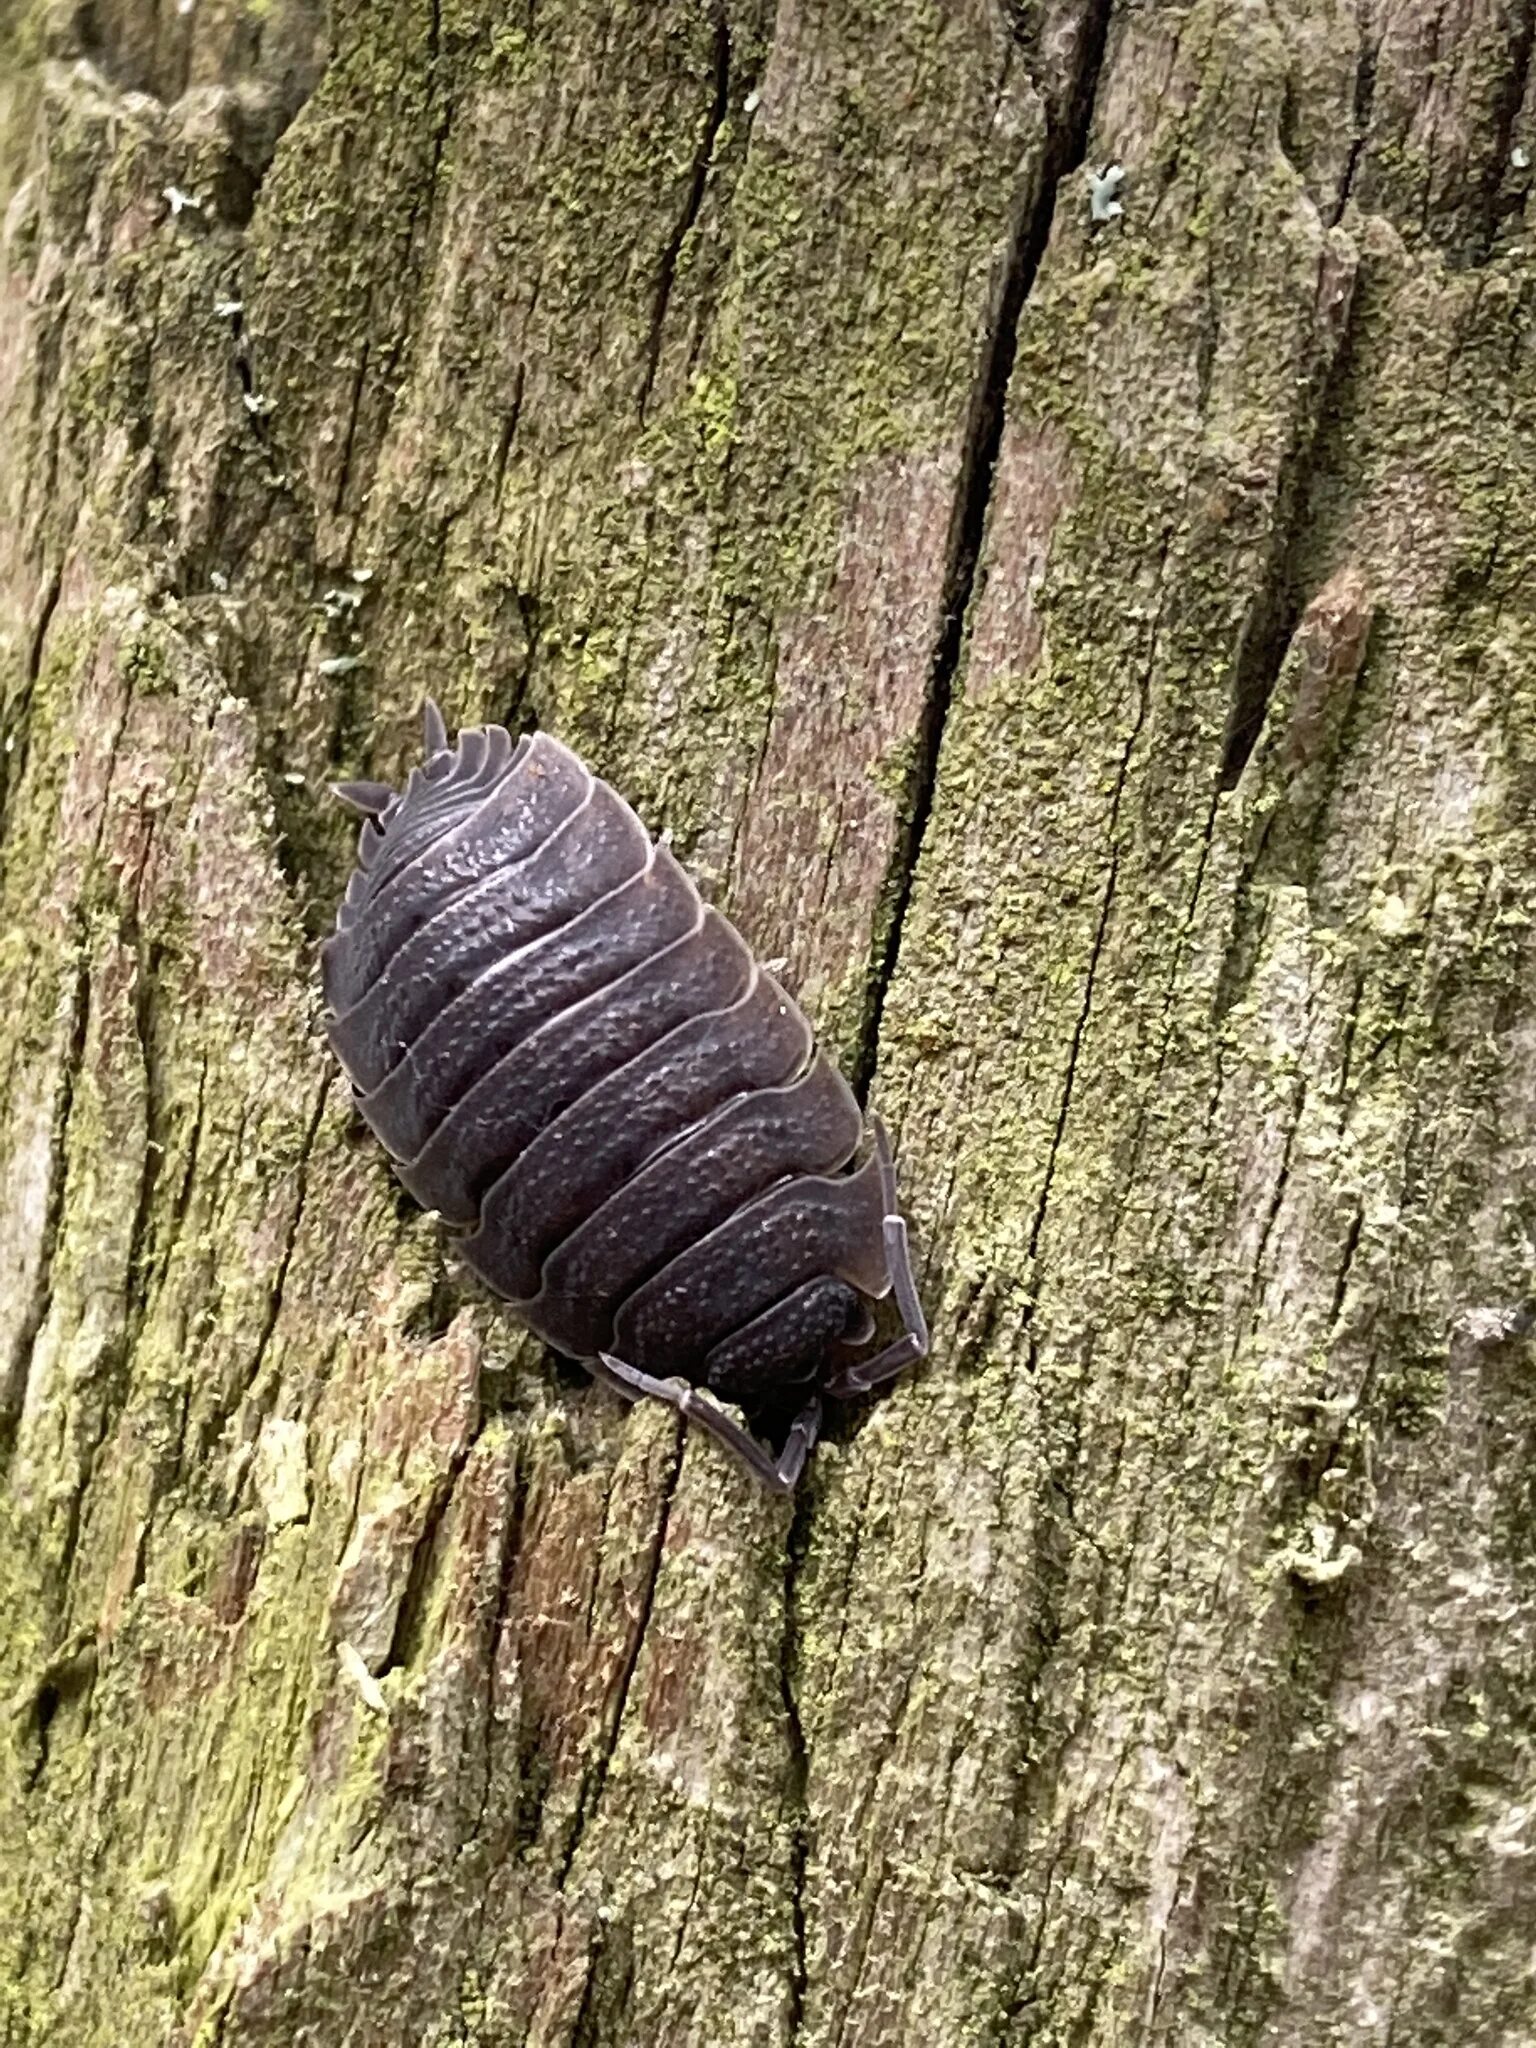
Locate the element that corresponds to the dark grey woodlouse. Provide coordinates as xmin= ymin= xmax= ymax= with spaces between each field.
xmin=322 ymin=701 xmax=928 ymax=1490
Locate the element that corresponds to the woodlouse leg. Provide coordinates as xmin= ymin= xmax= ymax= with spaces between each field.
xmin=591 ymin=1352 xmax=821 ymax=1494
xmin=423 ymin=697 xmax=449 ymax=755
xmin=825 ymin=1114 xmax=929 ymax=1400
xmin=824 ymin=1328 xmax=923 ymax=1398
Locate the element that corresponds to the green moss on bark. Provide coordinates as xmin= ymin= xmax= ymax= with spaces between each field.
xmin=5 ymin=0 xmax=1536 ymax=2043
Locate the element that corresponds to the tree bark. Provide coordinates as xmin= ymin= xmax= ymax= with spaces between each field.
xmin=4 ymin=0 xmax=1536 ymax=2041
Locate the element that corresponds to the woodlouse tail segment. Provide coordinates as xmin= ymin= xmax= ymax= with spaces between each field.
xmin=330 ymin=779 xmax=398 ymax=818
xmin=824 ymin=1113 xmax=929 ymax=1400
xmin=873 ymin=1113 xmax=928 ymax=1347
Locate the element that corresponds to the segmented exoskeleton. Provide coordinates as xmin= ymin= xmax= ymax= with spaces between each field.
xmin=323 ymin=702 xmax=927 ymax=1490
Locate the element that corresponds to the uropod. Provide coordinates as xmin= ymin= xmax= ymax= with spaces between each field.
xmin=323 ymin=702 xmax=928 ymax=1491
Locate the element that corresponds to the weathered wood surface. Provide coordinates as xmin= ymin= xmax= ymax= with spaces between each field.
xmin=3 ymin=0 xmax=1535 ymax=2041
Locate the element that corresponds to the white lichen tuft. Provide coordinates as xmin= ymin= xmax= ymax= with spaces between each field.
xmin=253 ymin=1417 xmax=310 ymax=1530
xmin=1088 ymin=163 xmax=1126 ymax=224
xmin=337 ymin=1640 xmax=389 ymax=1715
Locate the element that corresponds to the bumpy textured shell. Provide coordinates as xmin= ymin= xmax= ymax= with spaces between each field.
xmin=322 ymin=723 xmax=891 ymax=1396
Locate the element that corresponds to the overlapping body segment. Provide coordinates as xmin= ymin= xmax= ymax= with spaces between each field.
xmin=502 ymin=1054 xmax=865 ymax=1359
xmin=396 ymin=907 xmax=754 ymax=1221
xmin=327 ymin=783 xmax=651 ymax=1086
xmin=323 ymin=702 xmax=928 ymax=1491
xmin=324 ymin=729 xmax=591 ymax=1014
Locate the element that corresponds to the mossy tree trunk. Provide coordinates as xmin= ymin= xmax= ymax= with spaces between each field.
xmin=4 ymin=0 xmax=1536 ymax=2041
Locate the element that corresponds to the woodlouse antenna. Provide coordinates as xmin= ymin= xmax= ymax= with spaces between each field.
xmin=330 ymin=780 xmax=397 ymax=818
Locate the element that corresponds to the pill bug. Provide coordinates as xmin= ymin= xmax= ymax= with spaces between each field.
xmin=322 ymin=701 xmax=928 ymax=1491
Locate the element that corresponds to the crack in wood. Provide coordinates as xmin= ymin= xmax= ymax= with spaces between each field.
xmin=1331 ymin=32 xmax=1378 ymax=227
xmin=781 ymin=1486 xmax=813 ymax=2046
xmin=376 ymin=1440 xmax=476 ymax=1681
xmin=476 ymin=1434 xmax=527 ymax=1848
xmin=1026 ymin=661 xmax=1150 ymax=1270
xmin=1477 ymin=0 xmax=1536 ymax=260
xmin=1218 ymin=251 xmax=1362 ymax=792
xmin=121 ymin=934 xmax=167 ymax=1359
xmin=638 ymin=9 xmax=731 ymax=424
xmin=0 ymin=946 xmax=91 ymax=1474
xmin=331 ymin=340 xmax=371 ymax=519
xmin=854 ymin=0 xmax=1116 ymax=1102
xmin=552 ymin=1427 xmax=685 ymax=1890
xmin=0 ymin=565 xmax=64 ymax=837
xmin=226 ymin=1073 xmax=333 ymax=1433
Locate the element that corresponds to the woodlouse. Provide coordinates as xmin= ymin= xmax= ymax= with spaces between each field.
xmin=323 ymin=701 xmax=928 ymax=1490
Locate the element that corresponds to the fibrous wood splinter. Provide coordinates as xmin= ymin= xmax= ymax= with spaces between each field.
xmin=322 ymin=701 xmax=928 ymax=1491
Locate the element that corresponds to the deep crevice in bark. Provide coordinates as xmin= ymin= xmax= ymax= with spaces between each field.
xmin=224 ymin=1075 xmax=331 ymax=1434
xmin=853 ymin=0 xmax=1114 ymax=1102
xmin=25 ymin=568 xmax=62 ymax=684
xmin=1474 ymin=0 xmax=1536 ymax=262
xmin=123 ymin=927 xmax=164 ymax=1258
xmin=1245 ymin=1077 xmax=1307 ymax=1332
xmin=1029 ymin=854 xmax=1121 ymax=1259
xmin=378 ymin=1445 xmax=472 ymax=1679
xmin=1217 ymin=262 xmax=1362 ymax=792
xmin=0 ymin=947 xmax=90 ymax=1473
xmin=1326 ymin=1202 xmax=1365 ymax=1334
xmin=476 ymin=1439 xmax=528 ymax=1844
xmin=638 ymin=9 xmax=730 ymax=423
xmin=781 ymin=1488 xmax=813 ymax=2044
xmin=553 ymin=1430 xmax=684 ymax=1888
xmin=1219 ymin=573 xmax=1301 ymax=796
xmin=0 ymin=564 xmax=63 ymax=836
xmin=321 ymin=67 xmax=455 ymax=561
xmin=20 ymin=1631 xmax=97 ymax=1791
xmin=489 ymin=364 xmax=525 ymax=516
xmin=1330 ymin=32 xmax=1377 ymax=226
xmin=331 ymin=342 xmax=370 ymax=517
